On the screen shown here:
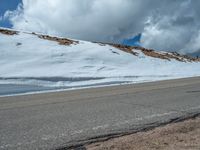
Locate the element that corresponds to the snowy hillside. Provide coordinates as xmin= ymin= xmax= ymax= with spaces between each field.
xmin=0 ymin=28 xmax=200 ymax=90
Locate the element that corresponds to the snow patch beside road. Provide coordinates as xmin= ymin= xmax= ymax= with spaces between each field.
xmin=0 ymin=28 xmax=200 ymax=95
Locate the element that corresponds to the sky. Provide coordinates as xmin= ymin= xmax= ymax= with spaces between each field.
xmin=0 ymin=0 xmax=21 ymax=27
xmin=0 ymin=0 xmax=200 ymax=55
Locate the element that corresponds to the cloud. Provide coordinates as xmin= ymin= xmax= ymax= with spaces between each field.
xmin=6 ymin=0 xmax=150 ymax=42
xmin=5 ymin=0 xmax=200 ymax=54
xmin=141 ymin=0 xmax=200 ymax=54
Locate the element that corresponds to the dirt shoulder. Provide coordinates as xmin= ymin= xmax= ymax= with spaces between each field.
xmin=86 ymin=117 xmax=200 ymax=150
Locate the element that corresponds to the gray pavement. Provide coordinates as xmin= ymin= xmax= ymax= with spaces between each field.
xmin=0 ymin=77 xmax=200 ymax=149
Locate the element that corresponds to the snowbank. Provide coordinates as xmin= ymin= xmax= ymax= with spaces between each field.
xmin=0 ymin=28 xmax=200 ymax=89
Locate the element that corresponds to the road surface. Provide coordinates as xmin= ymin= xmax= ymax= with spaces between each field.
xmin=0 ymin=77 xmax=200 ymax=149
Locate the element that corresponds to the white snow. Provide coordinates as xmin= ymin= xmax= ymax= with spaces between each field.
xmin=0 ymin=30 xmax=200 ymax=91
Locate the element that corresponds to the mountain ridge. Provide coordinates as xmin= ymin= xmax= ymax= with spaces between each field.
xmin=0 ymin=27 xmax=200 ymax=91
xmin=1 ymin=28 xmax=199 ymax=62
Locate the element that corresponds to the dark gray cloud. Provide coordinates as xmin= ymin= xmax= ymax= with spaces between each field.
xmin=4 ymin=0 xmax=200 ymax=54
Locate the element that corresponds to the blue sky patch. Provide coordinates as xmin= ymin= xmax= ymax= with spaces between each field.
xmin=122 ymin=33 xmax=142 ymax=47
xmin=0 ymin=0 xmax=21 ymax=28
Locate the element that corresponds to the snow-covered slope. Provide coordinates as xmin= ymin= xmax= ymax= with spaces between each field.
xmin=0 ymin=28 xmax=200 ymax=89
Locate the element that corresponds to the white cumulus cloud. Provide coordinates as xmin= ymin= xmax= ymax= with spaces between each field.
xmin=5 ymin=0 xmax=200 ymax=54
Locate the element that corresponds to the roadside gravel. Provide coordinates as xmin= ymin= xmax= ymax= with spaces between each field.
xmin=86 ymin=117 xmax=200 ymax=150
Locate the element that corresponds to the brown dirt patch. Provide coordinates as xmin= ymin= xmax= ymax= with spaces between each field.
xmin=0 ymin=29 xmax=18 ymax=35
xmin=136 ymin=47 xmax=171 ymax=61
xmin=91 ymin=42 xmax=138 ymax=56
xmin=133 ymin=46 xmax=200 ymax=62
xmin=98 ymin=42 xmax=199 ymax=62
xmin=110 ymin=44 xmax=139 ymax=56
xmin=86 ymin=117 xmax=200 ymax=150
xmin=34 ymin=33 xmax=79 ymax=46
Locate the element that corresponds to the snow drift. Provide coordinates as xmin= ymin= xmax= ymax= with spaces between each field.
xmin=0 ymin=28 xmax=200 ymax=90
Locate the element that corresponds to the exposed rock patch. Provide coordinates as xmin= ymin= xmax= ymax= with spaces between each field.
xmin=133 ymin=46 xmax=200 ymax=62
xmin=32 ymin=32 xmax=79 ymax=46
xmin=0 ymin=29 xmax=18 ymax=35
xmin=93 ymin=41 xmax=199 ymax=62
xmin=110 ymin=44 xmax=139 ymax=56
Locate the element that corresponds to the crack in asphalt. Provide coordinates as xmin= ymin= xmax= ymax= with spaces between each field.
xmin=187 ymin=90 xmax=200 ymax=93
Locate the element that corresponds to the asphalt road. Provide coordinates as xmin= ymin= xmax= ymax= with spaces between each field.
xmin=1 ymin=77 xmax=200 ymax=150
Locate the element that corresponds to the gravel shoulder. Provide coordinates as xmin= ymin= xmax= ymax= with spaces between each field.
xmin=86 ymin=117 xmax=200 ymax=150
